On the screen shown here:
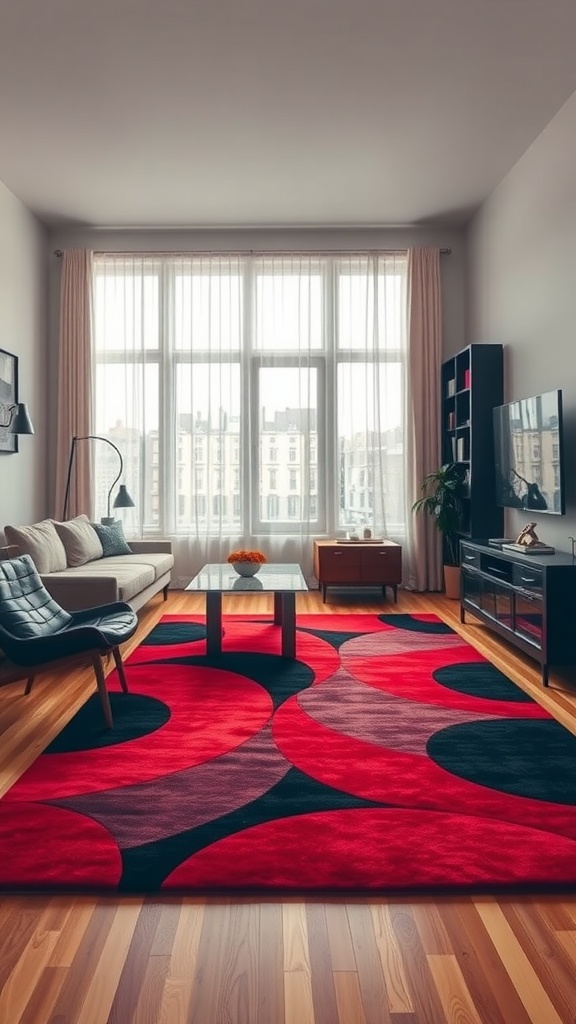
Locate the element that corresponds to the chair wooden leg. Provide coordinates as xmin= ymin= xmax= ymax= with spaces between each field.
xmin=92 ymin=654 xmax=113 ymax=728
xmin=24 ymin=676 xmax=35 ymax=695
xmin=112 ymin=646 xmax=129 ymax=693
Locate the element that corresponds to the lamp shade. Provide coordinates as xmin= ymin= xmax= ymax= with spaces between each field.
xmin=9 ymin=403 xmax=35 ymax=435
xmin=113 ymin=484 xmax=135 ymax=509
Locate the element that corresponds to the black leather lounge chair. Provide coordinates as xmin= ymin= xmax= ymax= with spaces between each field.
xmin=0 ymin=554 xmax=138 ymax=727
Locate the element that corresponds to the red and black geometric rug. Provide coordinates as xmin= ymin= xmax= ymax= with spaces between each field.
xmin=2 ymin=613 xmax=576 ymax=893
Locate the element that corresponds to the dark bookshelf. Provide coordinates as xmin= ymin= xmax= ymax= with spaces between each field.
xmin=441 ymin=344 xmax=504 ymax=542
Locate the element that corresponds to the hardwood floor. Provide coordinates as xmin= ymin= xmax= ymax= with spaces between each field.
xmin=2 ymin=587 xmax=576 ymax=1024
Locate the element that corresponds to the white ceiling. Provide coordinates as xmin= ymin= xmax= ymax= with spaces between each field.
xmin=1 ymin=0 xmax=576 ymax=229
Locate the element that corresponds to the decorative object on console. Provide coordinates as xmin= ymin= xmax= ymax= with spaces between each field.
xmin=62 ymin=434 xmax=136 ymax=524
xmin=500 ymin=522 xmax=556 ymax=556
xmin=0 ymin=349 xmax=35 ymax=453
xmin=514 ymin=522 xmax=546 ymax=547
xmin=227 ymin=550 xmax=267 ymax=576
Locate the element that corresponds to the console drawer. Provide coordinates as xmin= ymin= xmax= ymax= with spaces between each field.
xmin=461 ymin=545 xmax=481 ymax=569
xmin=512 ymin=564 xmax=543 ymax=594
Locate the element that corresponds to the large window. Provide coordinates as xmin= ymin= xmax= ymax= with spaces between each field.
xmin=93 ymin=253 xmax=407 ymax=542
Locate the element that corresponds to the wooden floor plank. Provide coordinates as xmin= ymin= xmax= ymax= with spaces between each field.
xmin=0 ymin=904 xmax=61 ymax=1024
xmin=160 ymin=900 xmax=204 ymax=1023
xmin=473 ymin=900 xmax=564 ymax=1024
xmin=108 ymin=901 xmax=165 ymax=1024
xmin=75 ymin=900 xmax=142 ymax=1024
xmin=1 ymin=590 xmax=576 ymax=1023
xmin=325 ymin=902 xmax=356 ymax=971
xmin=499 ymin=899 xmax=576 ymax=1024
xmin=387 ymin=904 xmax=449 ymax=1024
xmin=427 ymin=953 xmax=483 ymax=1024
xmin=17 ymin=965 xmax=68 ymax=1024
xmin=334 ymin=970 xmax=368 ymax=1024
xmin=282 ymin=903 xmax=310 ymax=973
xmin=284 ymin=969 xmax=315 ymax=1024
xmin=346 ymin=903 xmax=392 ymax=1024
xmin=257 ymin=902 xmax=284 ymax=1024
xmin=438 ymin=899 xmax=532 ymax=1024
xmin=305 ymin=903 xmax=340 ymax=1024
xmin=369 ymin=904 xmax=414 ymax=1014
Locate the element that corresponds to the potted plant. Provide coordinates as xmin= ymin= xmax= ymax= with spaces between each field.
xmin=412 ymin=463 xmax=465 ymax=599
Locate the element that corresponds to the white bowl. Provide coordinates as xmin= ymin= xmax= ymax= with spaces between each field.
xmin=231 ymin=561 xmax=261 ymax=577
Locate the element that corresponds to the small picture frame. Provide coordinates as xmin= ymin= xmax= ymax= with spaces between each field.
xmin=0 ymin=349 xmax=18 ymax=453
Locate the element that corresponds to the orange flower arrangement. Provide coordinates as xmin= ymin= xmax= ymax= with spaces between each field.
xmin=227 ymin=549 xmax=267 ymax=564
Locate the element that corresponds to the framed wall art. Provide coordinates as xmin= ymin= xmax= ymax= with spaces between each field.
xmin=0 ymin=348 xmax=18 ymax=453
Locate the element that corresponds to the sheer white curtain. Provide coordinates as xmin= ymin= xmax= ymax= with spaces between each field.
xmin=92 ymin=252 xmax=409 ymax=584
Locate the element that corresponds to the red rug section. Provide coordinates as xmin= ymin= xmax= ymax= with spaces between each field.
xmin=2 ymin=612 xmax=576 ymax=893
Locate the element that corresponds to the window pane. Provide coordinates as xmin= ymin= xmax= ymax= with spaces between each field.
xmin=338 ymin=259 xmax=406 ymax=351
xmin=94 ymin=269 xmax=159 ymax=352
xmin=255 ymin=259 xmax=323 ymax=351
xmin=94 ymin=363 xmax=159 ymax=531
xmin=175 ymin=363 xmax=241 ymax=532
xmin=258 ymin=366 xmax=318 ymax=525
xmin=174 ymin=266 xmax=242 ymax=351
xmin=337 ymin=362 xmax=404 ymax=530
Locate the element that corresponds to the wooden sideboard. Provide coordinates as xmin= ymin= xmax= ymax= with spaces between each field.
xmin=313 ymin=540 xmax=402 ymax=602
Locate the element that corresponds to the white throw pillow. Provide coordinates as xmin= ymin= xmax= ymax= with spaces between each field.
xmin=4 ymin=519 xmax=68 ymax=574
xmin=53 ymin=515 xmax=104 ymax=567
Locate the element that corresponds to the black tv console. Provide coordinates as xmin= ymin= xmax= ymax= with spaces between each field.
xmin=460 ymin=540 xmax=576 ymax=686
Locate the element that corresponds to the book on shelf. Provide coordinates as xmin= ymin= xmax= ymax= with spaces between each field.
xmin=464 ymin=368 xmax=471 ymax=389
xmin=447 ymin=411 xmax=455 ymax=430
xmin=446 ymin=378 xmax=456 ymax=397
xmin=456 ymin=436 xmax=465 ymax=461
xmin=501 ymin=543 xmax=556 ymax=556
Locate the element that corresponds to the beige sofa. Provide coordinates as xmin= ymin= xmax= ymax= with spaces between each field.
xmin=0 ymin=518 xmax=174 ymax=613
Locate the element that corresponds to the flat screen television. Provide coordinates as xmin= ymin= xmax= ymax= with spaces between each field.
xmin=493 ymin=389 xmax=565 ymax=514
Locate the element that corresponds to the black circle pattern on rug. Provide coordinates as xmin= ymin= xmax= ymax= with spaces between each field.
xmin=433 ymin=662 xmax=534 ymax=702
xmin=427 ymin=719 xmax=576 ymax=803
xmin=378 ymin=614 xmax=455 ymax=635
xmin=45 ymin=694 xmax=171 ymax=753
xmin=140 ymin=622 xmax=207 ymax=646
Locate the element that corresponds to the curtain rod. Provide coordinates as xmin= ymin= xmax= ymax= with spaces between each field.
xmin=54 ymin=247 xmax=452 ymax=257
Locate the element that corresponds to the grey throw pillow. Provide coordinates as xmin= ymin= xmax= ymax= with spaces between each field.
xmin=91 ymin=521 xmax=132 ymax=557
xmin=4 ymin=519 xmax=68 ymax=574
xmin=53 ymin=514 xmax=104 ymax=567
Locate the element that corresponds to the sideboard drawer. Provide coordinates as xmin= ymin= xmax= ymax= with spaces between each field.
xmin=316 ymin=547 xmax=358 ymax=580
xmin=360 ymin=546 xmax=402 ymax=583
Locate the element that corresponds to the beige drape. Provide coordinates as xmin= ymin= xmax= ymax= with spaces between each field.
xmin=54 ymin=250 xmax=94 ymax=520
xmin=406 ymin=247 xmax=442 ymax=590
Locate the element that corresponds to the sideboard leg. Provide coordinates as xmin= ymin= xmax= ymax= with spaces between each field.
xmin=542 ymin=664 xmax=549 ymax=687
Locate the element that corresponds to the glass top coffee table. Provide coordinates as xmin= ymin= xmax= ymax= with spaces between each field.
xmin=185 ymin=563 xmax=308 ymax=658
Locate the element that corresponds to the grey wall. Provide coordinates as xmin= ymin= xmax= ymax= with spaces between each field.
xmin=47 ymin=225 xmax=466 ymax=514
xmin=467 ymin=89 xmax=576 ymax=552
xmin=0 ymin=181 xmax=47 ymax=535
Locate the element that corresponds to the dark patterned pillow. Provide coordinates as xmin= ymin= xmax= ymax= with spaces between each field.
xmin=91 ymin=521 xmax=132 ymax=557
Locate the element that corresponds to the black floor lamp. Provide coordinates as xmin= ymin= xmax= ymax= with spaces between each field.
xmin=62 ymin=434 xmax=135 ymax=523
